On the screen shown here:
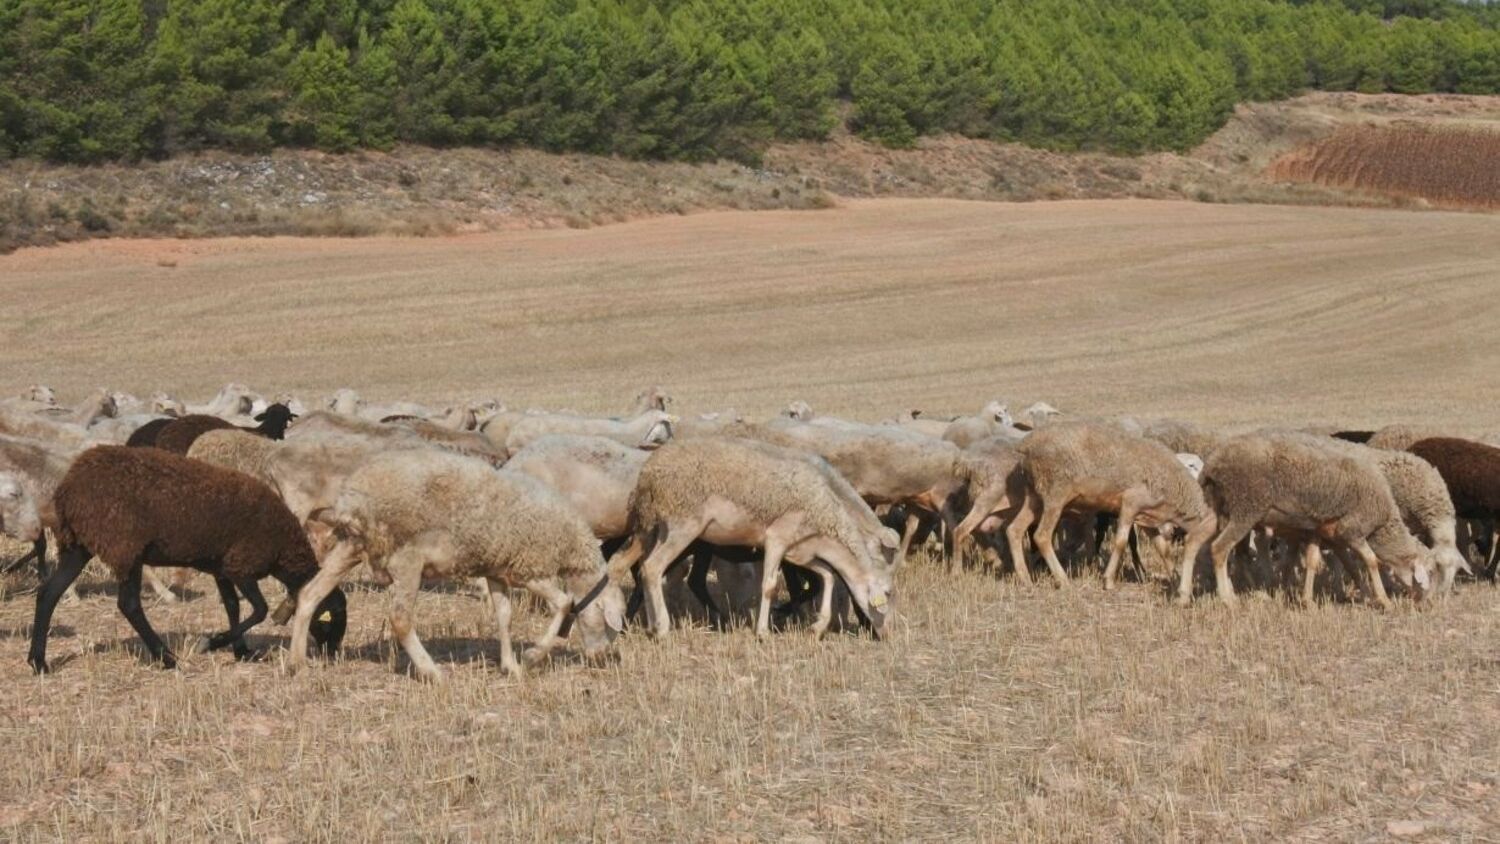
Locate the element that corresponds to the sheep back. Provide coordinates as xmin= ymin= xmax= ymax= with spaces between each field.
xmin=52 ymin=446 xmax=317 ymax=583
xmin=1409 ymin=438 xmax=1500 ymax=518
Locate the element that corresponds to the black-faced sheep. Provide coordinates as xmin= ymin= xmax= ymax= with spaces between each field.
xmin=27 ymin=446 xmax=346 ymax=673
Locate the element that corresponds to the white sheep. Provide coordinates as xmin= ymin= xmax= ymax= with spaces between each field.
xmin=288 ymin=450 xmax=626 ymax=682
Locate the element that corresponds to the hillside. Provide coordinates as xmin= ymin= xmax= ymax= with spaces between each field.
xmin=4 ymin=91 xmax=1498 ymax=254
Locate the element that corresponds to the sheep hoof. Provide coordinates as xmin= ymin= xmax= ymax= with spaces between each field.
xmin=521 ymin=647 xmax=550 ymax=667
xmin=28 ymin=658 xmax=48 ymax=675
xmin=158 ymin=653 xmax=178 ymax=670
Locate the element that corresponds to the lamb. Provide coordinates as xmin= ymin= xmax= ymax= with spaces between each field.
xmin=287 ymin=450 xmax=626 ymax=682
xmin=1012 ymin=422 xmax=1217 ymax=589
xmin=606 ymin=437 xmax=896 ymax=639
xmin=502 ymin=409 xmax=675 ymax=457
xmin=942 ymin=400 xmax=1025 ymax=448
xmin=27 ymin=446 xmax=347 ymax=673
xmin=1195 ymin=432 xmax=1434 ymax=609
xmin=1407 ymin=438 xmax=1500 ymax=578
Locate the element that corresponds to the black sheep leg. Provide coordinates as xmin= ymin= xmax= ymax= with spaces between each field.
xmin=117 ymin=566 xmax=176 ymax=669
xmin=686 ymin=545 xmax=726 ymax=629
xmin=206 ymin=576 xmax=250 ymax=659
xmin=27 ymin=546 xmax=90 ymax=674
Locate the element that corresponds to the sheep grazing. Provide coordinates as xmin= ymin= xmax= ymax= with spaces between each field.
xmin=28 ymin=446 xmax=347 ymax=673
xmin=942 ymin=400 xmax=1022 ymax=448
xmin=1407 ymin=438 xmax=1500 ymax=578
xmin=187 ymin=383 xmax=262 ymax=419
xmin=1197 ymin=432 xmax=1434 ymax=609
xmin=1018 ymin=401 xmax=1062 ymax=430
xmin=501 ymin=409 xmax=675 ymax=457
xmin=608 ymin=437 xmax=896 ymax=639
xmin=1315 ymin=436 xmax=1470 ymax=594
xmin=1013 ymin=422 xmax=1216 ymax=589
xmin=289 ymin=450 xmax=625 ymax=682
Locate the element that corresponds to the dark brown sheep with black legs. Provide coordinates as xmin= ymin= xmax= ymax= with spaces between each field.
xmin=28 ymin=446 xmax=346 ymax=674
xmin=1408 ymin=437 xmax=1500 ymax=578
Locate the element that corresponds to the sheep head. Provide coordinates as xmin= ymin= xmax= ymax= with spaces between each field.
xmin=0 ymin=474 xmax=41 ymax=543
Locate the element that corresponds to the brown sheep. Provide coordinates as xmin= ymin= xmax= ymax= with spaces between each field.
xmin=28 ymin=446 xmax=347 ymax=674
xmin=1408 ymin=438 xmax=1500 ymax=577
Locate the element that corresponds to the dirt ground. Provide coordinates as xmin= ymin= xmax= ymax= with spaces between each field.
xmin=0 ymin=198 xmax=1498 ymax=840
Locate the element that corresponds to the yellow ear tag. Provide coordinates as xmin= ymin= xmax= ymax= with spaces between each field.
xmin=318 ymin=611 xmax=333 ymax=623
xmin=870 ymin=594 xmax=887 ymax=608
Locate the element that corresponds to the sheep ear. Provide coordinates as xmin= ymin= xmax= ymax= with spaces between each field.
xmin=254 ymin=411 xmax=268 ymax=422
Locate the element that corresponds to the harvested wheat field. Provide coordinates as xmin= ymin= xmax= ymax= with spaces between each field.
xmin=1269 ymin=123 xmax=1500 ymax=210
xmin=1 ymin=199 xmax=1499 ymax=840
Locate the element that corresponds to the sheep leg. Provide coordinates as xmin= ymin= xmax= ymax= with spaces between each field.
xmin=1030 ymin=500 xmax=1072 ymax=587
xmin=1192 ymin=516 xmax=1252 ymax=607
xmin=808 ymin=564 xmax=837 ymax=638
xmin=521 ymin=580 xmax=573 ymax=666
xmin=287 ymin=542 xmax=361 ymax=673
xmin=1485 ymin=521 xmax=1500 ymax=581
xmin=483 ymin=578 xmax=521 ymax=676
xmin=1005 ymin=494 xmax=1038 ymax=584
xmin=116 ymin=565 xmax=176 ymax=669
xmin=143 ymin=563 xmax=177 ymax=605
xmin=1299 ymin=542 xmax=1324 ymax=607
xmin=897 ymin=511 xmax=922 ymax=566
xmin=386 ymin=545 xmax=443 ymax=683
xmin=206 ymin=577 xmax=268 ymax=659
xmin=755 ymin=537 xmax=791 ymax=639
xmin=638 ymin=523 xmax=700 ymax=639
xmin=27 ymin=545 xmax=90 ymax=674
xmin=1102 ymin=495 xmax=1146 ymax=590
xmin=1252 ymin=528 xmax=1276 ymax=592
xmin=685 ymin=546 xmax=727 ymax=629
xmin=204 ymin=576 xmax=248 ymax=659
xmin=1350 ymin=539 xmax=1394 ymax=611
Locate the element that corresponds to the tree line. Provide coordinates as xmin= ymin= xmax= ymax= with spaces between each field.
xmin=2 ymin=0 xmax=1498 ymax=163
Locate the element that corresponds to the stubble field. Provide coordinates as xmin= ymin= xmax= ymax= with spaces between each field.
xmin=0 ymin=198 xmax=1497 ymax=841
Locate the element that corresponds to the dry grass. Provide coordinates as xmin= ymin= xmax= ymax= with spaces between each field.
xmin=1 ymin=198 xmax=1499 ymax=839
xmin=1268 ymin=124 xmax=1500 ymax=210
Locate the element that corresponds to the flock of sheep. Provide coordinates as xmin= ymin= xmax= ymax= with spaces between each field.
xmin=2 ymin=382 xmax=1497 ymax=683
